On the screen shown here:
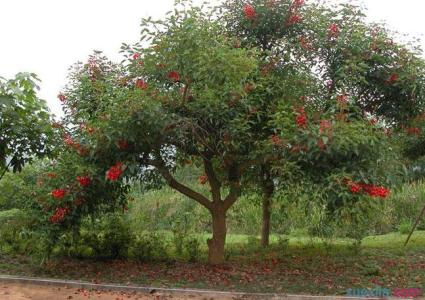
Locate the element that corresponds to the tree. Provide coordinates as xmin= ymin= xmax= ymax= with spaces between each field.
xmin=46 ymin=1 xmax=398 ymax=264
xmin=221 ymin=0 xmax=425 ymax=246
xmin=0 ymin=73 xmax=54 ymax=180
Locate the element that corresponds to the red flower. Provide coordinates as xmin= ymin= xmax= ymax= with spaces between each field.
xmin=50 ymin=207 xmax=70 ymax=224
xmin=51 ymin=189 xmax=66 ymax=199
xmin=199 ymin=175 xmax=208 ymax=185
xmin=132 ymin=53 xmax=140 ymax=60
xmin=287 ymin=14 xmax=302 ymax=25
xmin=135 ymin=79 xmax=148 ymax=90
xmin=361 ymin=184 xmax=390 ymax=198
xmin=57 ymin=93 xmax=66 ymax=102
xmin=328 ymin=23 xmax=339 ymax=37
xmin=106 ymin=162 xmax=124 ymax=181
xmin=389 ymin=73 xmax=398 ymax=83
xmin=167 ymin=71 xmax=180 ymax=82
xmin=292 ymin=0 xmax=304 ymax=7
xmin=347 ymin=182 xmax=390 ymax=198
xmin=349 ymin=183 xmax=362 ymax=194
xmin=117 ymin=139 xmax=129 ymax=150
xmin=243 ymin=4 xmax=256 ymax=20
xmin=295 ymin=107 xmax=307 ymax=128
xmin=77 ymin=176 xmax=91 ymax=187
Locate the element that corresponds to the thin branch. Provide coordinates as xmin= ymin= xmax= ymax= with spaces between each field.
xmin=404 ymin=203 xmax=425 ymax=247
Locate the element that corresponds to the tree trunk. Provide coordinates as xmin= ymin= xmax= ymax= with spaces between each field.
xmin=260 ymin=165 xmax=274 ymax=248
xmin=261 ymin=192 xmax=272 ymax=247
xmin=207 ymin=209 xmax=227 ymax=264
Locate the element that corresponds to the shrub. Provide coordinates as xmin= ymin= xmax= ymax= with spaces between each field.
xmin=184 ymin=235 xmax=201 ymax=262
xmin=79 ymin=213 xmax=132 ymax=259
xmin=129 ymin=232 xmax=168 ymax=261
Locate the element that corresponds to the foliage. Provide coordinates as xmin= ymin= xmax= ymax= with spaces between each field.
xmin=0 ymin=73 xmax=54 ymax=175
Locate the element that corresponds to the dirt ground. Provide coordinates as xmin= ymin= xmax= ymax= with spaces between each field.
xmin=0 ymin=283 xmax=241 ymax=300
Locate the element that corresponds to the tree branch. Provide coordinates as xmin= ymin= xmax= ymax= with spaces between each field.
xmin=223 ymin=163 xmax=241 ymax=211
xmin=150 ymin=159 xmax=213 ymax=211
xmin=203 ymin=157 xmax=221 ymax=203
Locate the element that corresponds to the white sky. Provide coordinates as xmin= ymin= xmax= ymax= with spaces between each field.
xmin=1 ymin=0 xmax=424 ymax=118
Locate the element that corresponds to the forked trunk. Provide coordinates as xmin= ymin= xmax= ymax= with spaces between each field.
xmin=207 ymin=210 xmax=227 ymax=264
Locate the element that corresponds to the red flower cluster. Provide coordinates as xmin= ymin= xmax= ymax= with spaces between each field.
xmin=77 ymin=176 xmax=91 ymax=187
xmin=406 ymin=127 xmax=421 ymax=136
xmin=117 ymin=139 xmax=129 ymax=150
xmin=50 ymin=207 xmax=70 ymax=224
xmin=57 ymin=93 xmax=66 ymax=103
xmin=51 ymin=189 xmax=66 ymax=199
xmin=243 ymin=4 xmax=256 ymax=20
xmin=348 ymin=182 xmax=390 ymax=198
xmin=348 ymin=182 xmax=362 ymax=194
xmin=385 ymin=73 xmax=398 ymax=84
xmin=133 ymin=53 xmax=140 ymax=60
xmin=199 ymin=175 xmax=208 ymax=185
xmin=167 ymin=71 xmax=180 ymax=82
xmin=328 ymin=23 xmax=339 ymax=38
xmin=295 ymin=107 xmax=307 ymax=128
xmin=287 ymin=14 xmax=302 ymax=25
xmin=135 ymin=79 xmax=148 ymax=90
xmin=292 ymin=0 xmax=304 ymax=7
xmin=106 ymin=162 xmax=124 ymax=181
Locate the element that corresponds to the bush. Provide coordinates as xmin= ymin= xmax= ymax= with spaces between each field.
xmin=0 ymin=209 xmax=32 ymax=253
xmin=184 ymin=235 xmax=201 ymax=262
xmin=79 ymin=213 xmax=132 ymax=259
xmin=129 ymin=232 xmax=168 ymax=261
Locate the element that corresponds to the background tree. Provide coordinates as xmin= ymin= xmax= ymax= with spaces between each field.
xmin=0 ymin=73 xmax=54 ymax=180
xmin=221 ymin=0 xmax=425 ymax=246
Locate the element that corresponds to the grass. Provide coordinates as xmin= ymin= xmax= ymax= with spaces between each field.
xmin=0 ymin=231 xmax=424 ymax=295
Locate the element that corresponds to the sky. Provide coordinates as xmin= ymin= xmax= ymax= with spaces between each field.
xmin=1 ymin=0 xmax=424 ymax=118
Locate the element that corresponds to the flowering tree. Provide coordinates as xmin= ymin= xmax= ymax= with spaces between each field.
xmin=38 ymin=0 xmax=422 ymax=264
xmin=0 ymin=73 xmax=54 ymax=180
xmin=221 ymin=0 xmax=425 ymax=246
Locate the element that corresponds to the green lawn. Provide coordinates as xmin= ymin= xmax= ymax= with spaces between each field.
xmin=0 ymin=231 xmax=424 ymax=295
